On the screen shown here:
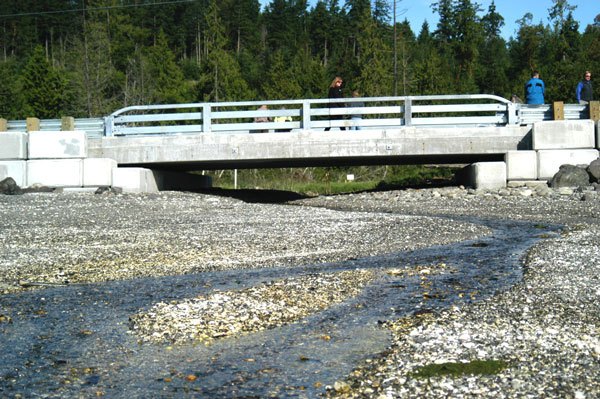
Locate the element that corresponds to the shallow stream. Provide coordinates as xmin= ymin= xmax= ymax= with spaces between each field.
xmin=0 ymin=217 xmax=559 ymax=398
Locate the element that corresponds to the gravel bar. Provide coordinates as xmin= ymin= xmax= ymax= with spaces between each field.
xmin=1 ymin=185 xmax=600 ymax=398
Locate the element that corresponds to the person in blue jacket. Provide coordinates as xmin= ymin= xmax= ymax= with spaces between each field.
xmin=524 ymin=71 xmax=545 ymax=105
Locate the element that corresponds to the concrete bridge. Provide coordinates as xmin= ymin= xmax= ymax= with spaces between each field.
xmin=1 ymin=95 xmax=599 ymax=192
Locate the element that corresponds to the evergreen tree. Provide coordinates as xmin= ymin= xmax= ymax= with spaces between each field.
xmin=221 ymin=0 xmax=262 ymax=55
xmin=144 ymin=30 xmax=190 ymax=104
xmin=0 ymin=58 xmax=22 ymax=118
xmin=450 ymin=0 xmax=483 ymax=92
xmin=477 ymin=1 xmax=510 ymax=97
xmin=508 ymin=13 xmax=550 ymax=98
xmin=290 ymin=49 xmax=327 ymax=98
xmin=198 ymin=0 xmax=253 ymax=102
xmin=262 ymin=50 xmax=302 ymax=99
xmin=20 ymin=45 xmax=70 ymax=118
xmin=544 ymin=1 xmax=581 ymax=102
xmin=354 ymin=4 xmax=393 ymax=97
xmin=413 ymin=22 xmax=449 ymax=95
xmin=308 ymin=1 xmax=334 ymax=66
xmin=68 ymin=18 xmax=120 ymax=117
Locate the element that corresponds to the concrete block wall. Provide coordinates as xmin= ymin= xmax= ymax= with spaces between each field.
xmin=0 ymin=160 xmax=27 ymax=187
xmin=0 ymin=132 xmax=28 ymax=159
xmin=473 ymin=120 xmax=598 ymax=190
xmin=1 ymin=129 xmax=208 ymax=193
xmin=462 ymin=162 xmax=507 ymax=190
xmin=532 ymin=120 xmax=595 ymax=150
xmin=113 ymin=168 xmax=159 ymax=193
xmin=28 ymin=130 xmax=88 ymax=159
xmin=0 ymin=129 xmax=149 ymax=192
xmin=502 ymin=119 xmax=599 ymax=187
xmin=537 ymin=149 xmax=599 ymax=180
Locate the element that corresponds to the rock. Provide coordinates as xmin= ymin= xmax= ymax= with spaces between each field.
xmin=549 ymin=164 xmax=590 ymax=189
xmin=587 ymin=158 xmax=600 ymax=183
xmin=23 ymin=183 xmax=55 ymax=193
xmin=95 ymin=186 xmax=123 ymax=195
xmin=0 ymin=177 xmax=23 ymax=195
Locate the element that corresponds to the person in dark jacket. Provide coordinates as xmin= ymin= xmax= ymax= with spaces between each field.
xmin=325 ymin=76 xmax=346 ymax=131
xmin=524 ymin=71 xmax=545 ymax=105
xmin=576 ymin=71 xmax=593 ymax=104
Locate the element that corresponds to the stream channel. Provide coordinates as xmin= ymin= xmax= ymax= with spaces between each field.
xmin=0 ymin=216 xmax=559 ymax=398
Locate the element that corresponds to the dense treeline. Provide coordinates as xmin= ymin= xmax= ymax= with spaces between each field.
xmin=0 ymin=0 xmax=599 ymax=119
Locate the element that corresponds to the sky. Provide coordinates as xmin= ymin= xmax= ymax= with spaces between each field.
xmin=258 ymin=0 xmax=598 ymax=40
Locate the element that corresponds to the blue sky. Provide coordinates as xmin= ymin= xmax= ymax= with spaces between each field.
xmin=258 ymin=0 xmax=598 ymax=40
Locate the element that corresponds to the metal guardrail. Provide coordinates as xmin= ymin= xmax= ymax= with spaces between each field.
xmin=2 ymin=96 xmax=591 ymax=138
xmin=6 ymin=117 xmax=105 ymax=139
xmin=103 ymin=94 xmax=517 ymax=137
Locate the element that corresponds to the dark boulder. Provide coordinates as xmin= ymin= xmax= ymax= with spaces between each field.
xmin=586 ymin=158 xmax=600 ymax=183
xmin=549 ymin=164 xmax=590 ymax=189
xmin=0 ymin=177 xmax=23 ymax=195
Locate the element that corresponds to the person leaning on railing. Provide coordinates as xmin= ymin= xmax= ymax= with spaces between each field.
xmin=350 ymin=90 xmax=364 ymax=130
xmin=253 ymin=104 xmax=270 ymax=133
xmin=576 ymin=71 xmax=593 ymax=105
xmin=524 ymin=70 xmax=545 ymax=105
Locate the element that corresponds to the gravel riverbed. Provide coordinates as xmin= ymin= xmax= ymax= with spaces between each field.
xmin=1 ymin=185 xmax=600 ymax=398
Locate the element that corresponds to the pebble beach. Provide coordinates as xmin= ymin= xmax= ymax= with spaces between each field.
xmin=1 ymin=185 xmax=599 ymax=397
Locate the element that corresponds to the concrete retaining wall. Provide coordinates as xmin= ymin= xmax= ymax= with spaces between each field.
xmin=0 ymin=132 xmax=28 ymax=160
xmin=532 ymin=120 xmax=595 ymax=150
xmin=502 ymin=120 xmax=600 ymax=188
xmin=0 ymin=160 xmax=28 ymax=187
xmin=28 ymin=130 xmax=87 ymax=159
xmin=461 ymin=162 xmax=507 ymax=190
xmin=537 ymin=149 xmax=599 ymax=180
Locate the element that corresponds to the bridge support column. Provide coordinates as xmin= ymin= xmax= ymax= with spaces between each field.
xmin=506 ymin=150 xmax=537 ymax=181
xmin=458 ymin=162 xmax=507 ymax=190
xmin=0 ymin=118 xmax=6 ymax=132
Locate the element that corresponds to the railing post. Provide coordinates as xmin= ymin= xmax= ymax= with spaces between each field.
xmin=302 ymin=100 xmax=311 ymax=130
xmin=553 ymin=101 xmax=565 ymax=120
xmin=507 ymin=102 xmax=518 ymax=124
xmin=26 ymin=117 xmax=40 ymax=132
xmin=404 ymin=97 xmax=412 ymax=126
xmin=104 ymin=116 xmax=114 ymax=137
xmin=61 ymin=116 xmax=75 ymax=131
xmin=202 ymin=104 xmax=211 ymax=133
xmin=589 ymin=101 xmax=600 ymax=122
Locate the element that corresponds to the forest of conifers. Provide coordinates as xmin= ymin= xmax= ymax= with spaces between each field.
xmin=0 ymin=0 xmax=599 ymax=120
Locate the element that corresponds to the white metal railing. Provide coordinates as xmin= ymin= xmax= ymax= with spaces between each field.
xmin=103 ymin=94 xmax=518 ymax=137
xmin=2 ymin=96 xmax=590 ymax=138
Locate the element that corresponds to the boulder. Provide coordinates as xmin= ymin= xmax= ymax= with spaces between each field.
xmin=586 ymin=158 xmax=600 ymax=183
xmin=0 ymin=177 xmax=23 ymax=195
xmin=549 ymin=164 xmax=590 ymax=189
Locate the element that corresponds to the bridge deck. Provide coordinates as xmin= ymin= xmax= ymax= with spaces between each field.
xmin=89 ymin=124 xmax=531 ymax=170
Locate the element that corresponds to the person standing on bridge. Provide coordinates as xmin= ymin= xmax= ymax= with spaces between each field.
xmin=576 ymin=71 xmax=593 ymax=104
xmin=325 ymin=76 xmax=346 ymax=131
xmin=350 ymin=90 xmax=364 ymax=130
xmin=524 ymin=71 xmax=545 ymax=105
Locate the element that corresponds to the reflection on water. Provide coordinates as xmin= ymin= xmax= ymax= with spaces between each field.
xmin=0 ymin=218 xmax=558 ymax=398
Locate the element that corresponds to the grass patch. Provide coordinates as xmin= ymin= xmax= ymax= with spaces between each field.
xmin=204 ymin=165 xmax=458 ymax=195
xmin=411 ymin=359 xmax=509 ymax=378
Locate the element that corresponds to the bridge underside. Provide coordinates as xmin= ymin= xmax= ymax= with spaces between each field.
xmin=88 ymin=125 xmax=531 ymax=171
xmin=123 ymin=153 xmax=505 ymax=171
